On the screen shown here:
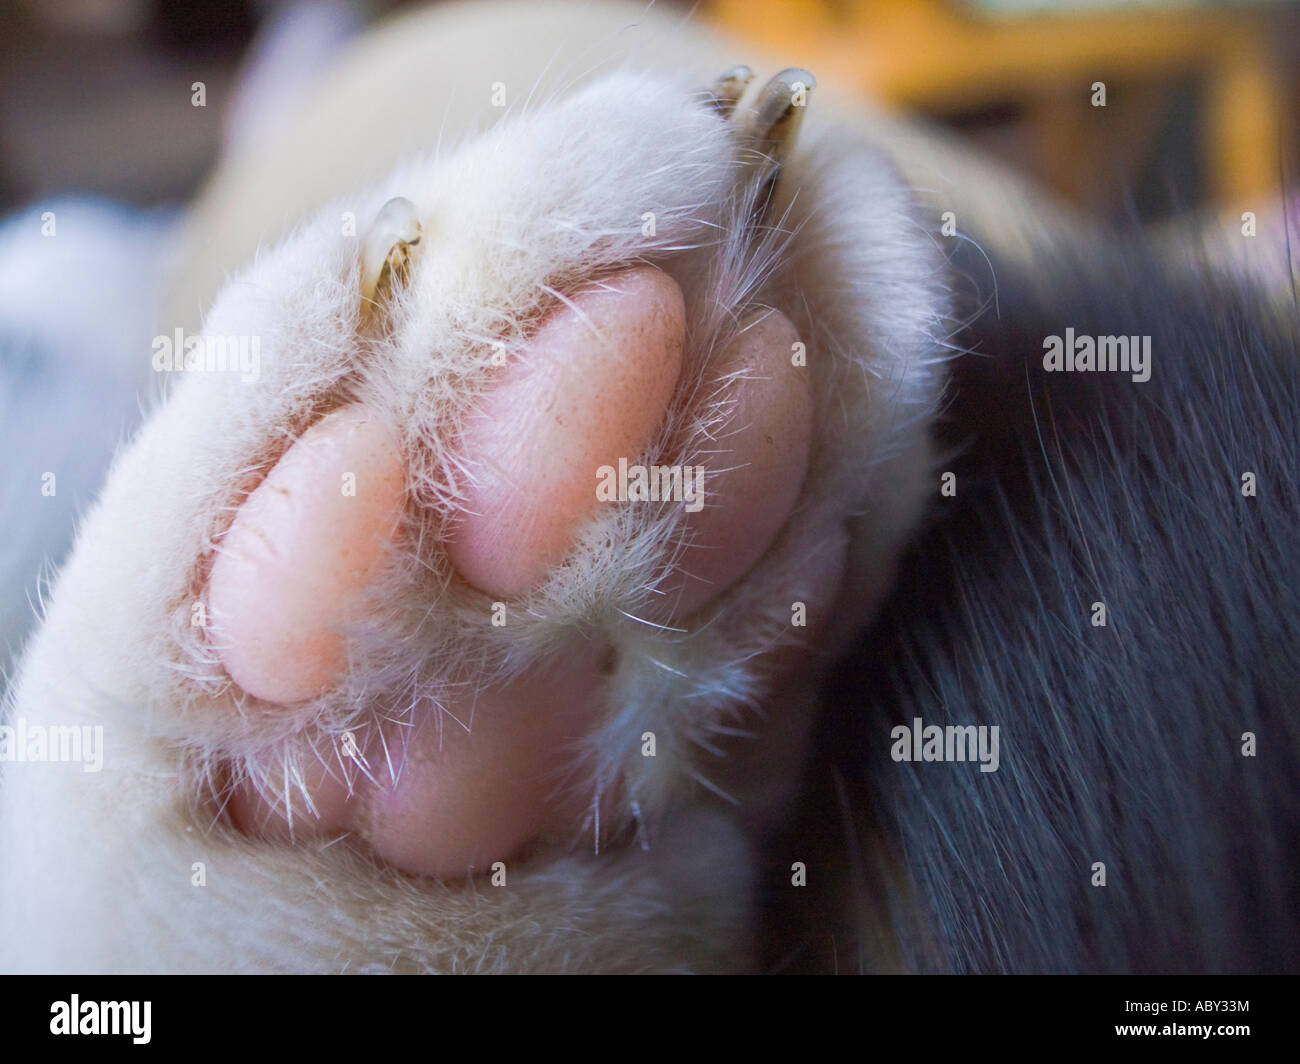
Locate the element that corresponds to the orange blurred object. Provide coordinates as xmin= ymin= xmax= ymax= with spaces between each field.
xmin=707 ymin=0 xmax=1295 ymax=211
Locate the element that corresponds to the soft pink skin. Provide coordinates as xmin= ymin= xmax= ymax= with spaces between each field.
xmin=209 ymin=405 xmax=406 ymax=704
xmin=659 ymin=309 xmax=813 ymax=620
xmin=215 ymin=281 xmax=823 ymax=879
xmin=228 ymin=650 xmax=604 ymax=879
xmin=447 ymin=266 xmax=686 ymax=597
xmin=225 ymin=528 xmax=846 ymax=879
xmin=363 ymin=651 xmax=605 ymax=876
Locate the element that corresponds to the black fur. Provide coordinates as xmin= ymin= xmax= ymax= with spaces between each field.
xmin=770 ymin=223 xmax=1300 ymax=973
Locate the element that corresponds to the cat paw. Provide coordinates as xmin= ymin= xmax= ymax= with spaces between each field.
xmin=1 ymin=66 xmax=944 ymax=972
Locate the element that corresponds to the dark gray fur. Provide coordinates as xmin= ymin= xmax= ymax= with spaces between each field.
xmin=813 ymin=224 xmax=1300 ymax=973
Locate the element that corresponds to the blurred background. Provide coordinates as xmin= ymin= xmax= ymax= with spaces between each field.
xmin=1 ymin=0 xmax=1297 ymax=219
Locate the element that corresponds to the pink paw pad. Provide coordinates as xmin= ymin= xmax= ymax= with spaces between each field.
xmin=209 ymin=265 xmax=831 ymax=878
